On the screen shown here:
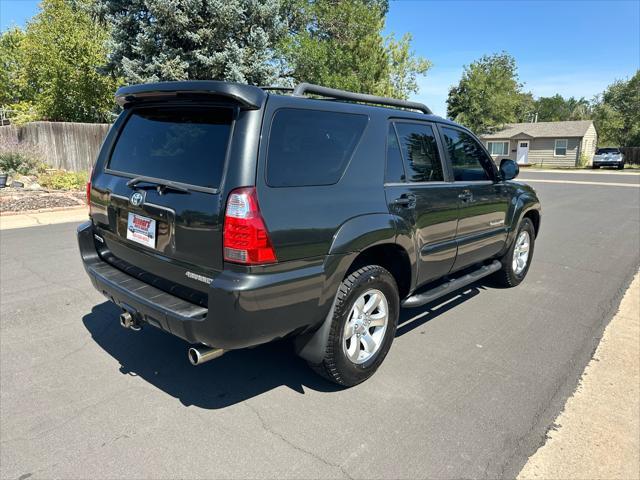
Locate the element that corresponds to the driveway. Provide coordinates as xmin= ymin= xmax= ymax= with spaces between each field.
xmin=1 ymin=170 xmax=639 ymax=479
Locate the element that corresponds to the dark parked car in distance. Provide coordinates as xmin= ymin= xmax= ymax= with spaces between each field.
xmin=78 ymin=81 xmax=541 ymax=386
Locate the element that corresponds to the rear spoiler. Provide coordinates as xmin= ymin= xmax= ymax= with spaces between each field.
xmin=115 ymin=81 xmax=267 ymax=110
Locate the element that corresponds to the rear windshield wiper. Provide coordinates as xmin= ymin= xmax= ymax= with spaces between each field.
xmin=126 ymin=176 xmax=190 ymax=194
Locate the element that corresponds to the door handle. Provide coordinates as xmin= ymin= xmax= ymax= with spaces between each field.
xmin=394 ymin=194 xmax=416 ymax=208
xmin=458 ymin=190 xmax=473 ymax=202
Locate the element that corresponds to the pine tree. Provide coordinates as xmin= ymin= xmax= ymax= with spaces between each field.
xmin=97 ymin=0 xmax=287 ymax=85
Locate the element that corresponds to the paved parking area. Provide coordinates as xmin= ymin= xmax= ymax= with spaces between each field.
xmin=1 ymin=170 xmax=639 ymax=479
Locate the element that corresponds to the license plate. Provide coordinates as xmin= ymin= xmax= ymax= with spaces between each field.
xmin=126 ymin=212 xmax=156 ymax=248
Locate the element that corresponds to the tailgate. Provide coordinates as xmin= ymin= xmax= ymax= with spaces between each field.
xmin=90 ymin=104 xmax=232 ymax=284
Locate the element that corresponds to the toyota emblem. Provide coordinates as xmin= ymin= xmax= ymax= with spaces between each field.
xmin=130 ymin=191 xmax=145 ymax=207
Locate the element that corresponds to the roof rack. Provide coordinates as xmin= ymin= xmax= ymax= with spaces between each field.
xmin=291 ymin=82 xmax=432 ymax=115
xmin=259 ymin=86 xmax=294 ymax=93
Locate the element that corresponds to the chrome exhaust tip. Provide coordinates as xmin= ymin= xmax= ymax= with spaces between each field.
xmin=119 ymin=311 xmax=131 ymax=328
xmin=188 ymin=346 xmax=224 ymax=366
xmin=119 ymin=311 xmax=141 ymax=331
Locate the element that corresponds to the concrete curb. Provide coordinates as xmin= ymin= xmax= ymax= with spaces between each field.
xmin=518 ymin=272 xmax=640 ymax=480
xmin=0 ymin=204 xmax=87 ymax=216
xmin=0 ymin=207 xmax=89 ymax=230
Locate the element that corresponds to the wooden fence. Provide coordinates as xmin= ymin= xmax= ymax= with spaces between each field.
xmin=2 ymin=120 xmax=639 ymax=171
xmin=0 ymin=121 xmax=111 ymax=172
xmin=621 ymin=147 xmax=640 ymax=166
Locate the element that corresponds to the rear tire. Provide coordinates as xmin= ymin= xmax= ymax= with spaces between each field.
xmin=592 ymin=165 xmax=600 ymax=169
xmin=493 ymin=218 xmax=536 ymax=288
xmin=309 ymin=265 xmax=399 ymax=387
xmin=618 ymin=163 xmax=625 ymax=170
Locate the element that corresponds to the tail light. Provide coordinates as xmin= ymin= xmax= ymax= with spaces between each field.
xmin=86 ymin=166 xmax=92 ymax=207
xmin=223 ymin=187 xmax=277 ymax=264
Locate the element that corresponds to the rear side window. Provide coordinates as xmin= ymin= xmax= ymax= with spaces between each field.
xmin=441 ymin=127 xmax=492 ymax=182
xmin=386 ymin=125 xmax=405 ymax=182
xmin=394 ymin=123 xmax=444 ymax=182
xmin=596 ymin=148 xmax=620 ymax=154
xmin=109 ymin=107 xmax=232 ymax=189
xmin=266 ymin=109 xmax=368 ymax=187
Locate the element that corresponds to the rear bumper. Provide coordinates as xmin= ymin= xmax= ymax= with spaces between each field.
xmin=593 ymin=160 xmax=623 ymax=166
xmin=78 ymin=221 xmax=332 ymax=349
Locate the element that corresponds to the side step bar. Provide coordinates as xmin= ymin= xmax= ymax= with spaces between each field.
xmin=401 ymin=260 xmax=502 ymax=308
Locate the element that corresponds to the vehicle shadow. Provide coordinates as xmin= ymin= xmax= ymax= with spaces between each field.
xmin=82 ymin=302 xmax=342 ymax=409
xmin=396 ymin=284 xmax=487 ymax=336
xmin=82 ymin=280 xmax=490 ymax=409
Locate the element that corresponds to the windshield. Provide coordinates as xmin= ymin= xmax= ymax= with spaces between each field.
xmin=595 ymin=148 xmax=620 ymax=155
xmin=109 ymin=106 xmax=233 ymax=189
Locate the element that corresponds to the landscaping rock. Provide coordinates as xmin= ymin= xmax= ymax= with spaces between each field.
xmin=0 ymin=188 xmax=86 ymax=213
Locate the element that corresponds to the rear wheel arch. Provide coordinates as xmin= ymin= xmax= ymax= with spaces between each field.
xmin=344 ymin=243 xmax=412 ymax=300
xmin=296 ymin=216 xmax=415 ymax=365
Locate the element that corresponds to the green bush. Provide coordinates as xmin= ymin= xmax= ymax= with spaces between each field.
xmin=578 ymin=152 xmax=591 ymax=167
xmin=38 ymin=170 xmax=88 ymax=190
xmin=0 ymin=139 xmax=43 ymax=175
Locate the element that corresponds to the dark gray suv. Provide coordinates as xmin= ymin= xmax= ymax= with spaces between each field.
xmin=78 ymin=81 xmax=541 ymax=386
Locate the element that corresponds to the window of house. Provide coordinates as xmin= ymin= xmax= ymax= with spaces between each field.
xmin=554 ymin=139 xmax=568 ymax=156
xmin=487 ymin=141 xmax=509 ymax=156
xmin=394 ymin=123 xmax=444 ymax=182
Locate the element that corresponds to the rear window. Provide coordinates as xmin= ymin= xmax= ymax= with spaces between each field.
xmin=596 ymin=148 xmax=620 ymax=154
xmin=109 ymin=107 xmax=233 ymax=189
xmin=266 ymin=109 xmax=368 ymax=187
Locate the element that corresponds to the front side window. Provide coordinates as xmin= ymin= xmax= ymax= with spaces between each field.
xmin=109 ymin=107 xmax=233 ymax=189
xmin=266 ymin=109 xmax=368 ymax=187
xmin=555 ymin=139 xmax=568 ymax=156
xmin=441 ymin=127 xmax=492 ymax=182
xmin=487 ymin=141 xmax=509 ymax=156
xmin=394 ymin=123 xmax=444 ymax=182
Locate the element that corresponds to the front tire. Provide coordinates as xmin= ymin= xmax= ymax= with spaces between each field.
xmin=493 ymin=218 xmax=536 ymax=287
xmin=310 ymin=265 xmax=399 ymax=387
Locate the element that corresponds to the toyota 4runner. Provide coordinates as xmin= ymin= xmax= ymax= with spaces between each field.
xmin=78 ymin=81 xmax=541 ymax=386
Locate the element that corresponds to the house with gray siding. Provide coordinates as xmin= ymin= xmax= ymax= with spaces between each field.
xmin=480 ymin=120 xmax=597 ymax=167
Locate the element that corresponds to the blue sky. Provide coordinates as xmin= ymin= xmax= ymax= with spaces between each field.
xmin=2 ymin=0 xmax=638 ymax=116
xmin=384 ymin=0 xmax=639 ymax=115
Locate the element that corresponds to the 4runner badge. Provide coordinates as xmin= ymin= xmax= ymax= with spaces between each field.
xmin=130 ymin=191 xmax=145 ymax=207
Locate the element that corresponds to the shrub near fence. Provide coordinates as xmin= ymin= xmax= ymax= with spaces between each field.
xmin=621 ymin=147 xmax=640 ymax=166
xmin=0 ymin=121 xmax=111 ymax=172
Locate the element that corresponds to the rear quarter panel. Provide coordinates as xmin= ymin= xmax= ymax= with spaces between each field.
xmin=255 ymin=96 xmax=391 ymax=262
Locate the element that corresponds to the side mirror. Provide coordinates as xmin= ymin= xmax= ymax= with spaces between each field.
xmin=500 ymin=159 xmax=519 ymax=180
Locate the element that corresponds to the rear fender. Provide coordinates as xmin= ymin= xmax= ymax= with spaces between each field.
xmin=327 ymin=213 xmax=416 ymax=293
xmin=296 ymin=213 xmax=415 ymax=364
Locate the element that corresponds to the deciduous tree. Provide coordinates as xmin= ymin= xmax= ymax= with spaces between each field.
xmin=0 ymin=27 xmax=26 ymax=106
xmin=1 ymin=0 xmax=119 ymax=123
xmin=280 ymin=0 xmax=430 ymax=99
xmin=534 ymin=94 xmax=591 ymax=122
xmin=446 ymin=52 xmax=530 ymax=134
xmin=592 ymin=71 xmax=640 ymax=146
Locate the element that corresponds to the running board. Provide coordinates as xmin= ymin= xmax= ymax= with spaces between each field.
xmin=401 ymin=260 xmax=502 ymax=308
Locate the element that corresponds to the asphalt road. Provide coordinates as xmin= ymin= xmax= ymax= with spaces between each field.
xmin=1 ymin=170 xmax=639 ymax=479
